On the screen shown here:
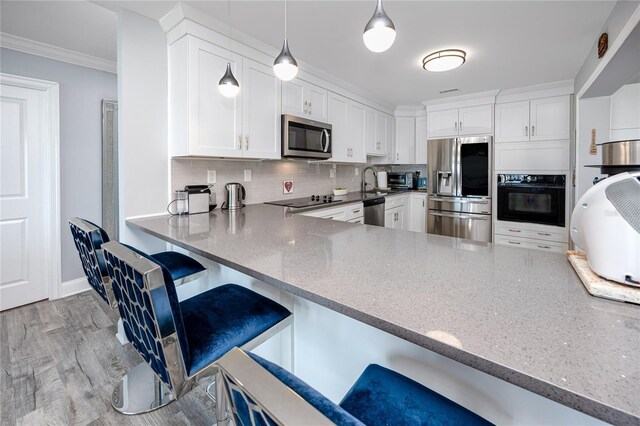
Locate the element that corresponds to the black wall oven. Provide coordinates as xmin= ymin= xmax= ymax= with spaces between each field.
xmin=497 ymin=174 xmax=566 ymax=227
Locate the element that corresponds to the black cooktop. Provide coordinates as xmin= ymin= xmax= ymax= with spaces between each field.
xmin=265 ymin=194 xmax=342 ymax=208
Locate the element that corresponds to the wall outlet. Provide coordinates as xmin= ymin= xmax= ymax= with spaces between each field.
xmin=244 ymin=169 xmax=252 ymax=182
xmin=329 ymin=168 xmax=336 ymax=179
xmin=207 ymin=170 xmax=216 ymax=184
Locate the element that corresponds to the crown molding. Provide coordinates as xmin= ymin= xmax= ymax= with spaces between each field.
xmin=423 ymin=89 xmax=500 ymax=112
xmin=0 ymin=32 xmax=116 ymax=74
xmin=496 ymin=79 xmax=574 ymax=103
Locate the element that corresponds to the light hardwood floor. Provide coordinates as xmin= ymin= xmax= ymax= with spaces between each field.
xmin=0 ymin=291 xmax=215 ymax=425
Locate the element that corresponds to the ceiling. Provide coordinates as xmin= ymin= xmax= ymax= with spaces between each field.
xmin=1 ymin=1 xmax=616 ymax=106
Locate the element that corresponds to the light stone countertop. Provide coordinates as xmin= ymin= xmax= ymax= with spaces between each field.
xmin=128 ymin=204 xmax=640 ymax=424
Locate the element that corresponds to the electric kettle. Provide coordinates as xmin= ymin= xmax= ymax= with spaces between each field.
xmin=222 ymin=182 xmax=246 ymax=210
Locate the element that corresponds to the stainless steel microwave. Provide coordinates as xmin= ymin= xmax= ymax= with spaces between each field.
xmin=282 ymin=114 xmax=332 ymax=159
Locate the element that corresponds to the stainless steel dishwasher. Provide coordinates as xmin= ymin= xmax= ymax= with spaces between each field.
xmin=363 ymin=197 xmax=385 ymax=226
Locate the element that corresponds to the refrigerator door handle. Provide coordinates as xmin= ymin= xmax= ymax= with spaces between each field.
xmin=455 ymin=138 xmax=462 ymax=197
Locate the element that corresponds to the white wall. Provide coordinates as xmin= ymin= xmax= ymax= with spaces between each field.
xmin=116 ymin=9 xmax=169 ymax=252
xmin=0 ymin=48 xmax=117 ymax=283
xmin=610 ymin=82 xmax=640 ymax=140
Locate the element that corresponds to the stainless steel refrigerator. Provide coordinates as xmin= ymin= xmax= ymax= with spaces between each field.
xmin=427 ymin=136 xmax=492 ymax=242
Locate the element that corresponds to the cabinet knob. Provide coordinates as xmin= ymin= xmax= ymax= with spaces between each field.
xmin=531 ymin=125 xmax=535 ymax=136
xmin=459 ymin=121 xmax=462 ymax=130
xmin=454 ymin=122 xmax=458 ymax=131
xmin=525 ymin=126 xmax=528 ymax=136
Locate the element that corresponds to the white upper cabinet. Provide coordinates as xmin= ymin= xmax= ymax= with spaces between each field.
xmin=427 ymin=105 xmax=492 ymax=138
xmin=328 ymin=92 xmax=350 ymax=162
xmin=282 ymin=78 xmax=328 ymax=122
xmin=458 ymin=105 xmax=493 ymax=136
xmin=168 ymin=35 xmax=279 ymax=159
xmin=328 ymin=93 xmax=366 ymax=163
xmin=495 ymin=101 xmax=529 ymax=142
xmin=415 ymin=114 xmax=428 ymax=164
xmin=427 ymin=109 xmax=459 ymax=138
xmin=496 ymin=96 xmax=569 ymax=143
xmin=394 ymin=117 xmax=415 ymax=164
xmin=365 ymin=107 xmax=378 ymax=155
xmin=242 ymin=58 xmax=281 ymax=159
xmin=529 ymin=96 xmax=569 ymax=141
xmin=348 ymin=101 xmax=367 ymax=163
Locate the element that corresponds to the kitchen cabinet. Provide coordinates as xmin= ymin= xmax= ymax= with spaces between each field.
xmin=298 ymin=203 xmax=364 ymax=223
xmin=495 ymin=96 xmax=569 ymax=143
xmin=168 ymin=35 xmax=280 ymax=159
xmin=494 ymin=220 xmax=568 ymax=253
xmin=282 ymin=78 xmax=328 ymax=122
xmin=367 ymin=110 xmax=393 ymax=157
xmin=427 ymin=105 xmax=493 ymax=138
xmin=494 ymin=235 xmax=568 ymax=253
xmin=394 ymin=117 xmax=415 ymax=164
xmin=415 ymin=114 xmax=428 ymax=164
xmin=328 ymin=93 xmax=366 ymax=163
xmin=409 ymin=193 xmax=427 ymax=233
xmin=384 ymin=195 xmax=407 ymax=230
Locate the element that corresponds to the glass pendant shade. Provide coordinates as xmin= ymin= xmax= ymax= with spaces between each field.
xmin=218 ymin=62 xmax=240 ymax=98
xmin=363 ymin=0 xmax=396 ymax=53
xmin=422 ymin=50 xmax=466 ymax=72
xmin=273 ymin=38 xmax=299 ymax=81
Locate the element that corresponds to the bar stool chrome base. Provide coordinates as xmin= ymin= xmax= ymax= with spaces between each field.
xmin=111 ymin=362 xmax=175 ymax=415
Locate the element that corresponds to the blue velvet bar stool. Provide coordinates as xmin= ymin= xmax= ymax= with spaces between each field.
xmin=101 ymin=241 xmax=292 ymax=417
xmin=69 ymin=217 xmax=206 ymax=310
xmin=215 ymin=347 xmax=493 ymax=426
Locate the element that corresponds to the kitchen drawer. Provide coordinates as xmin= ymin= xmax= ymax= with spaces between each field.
xmin=348 ymin=217 xmax=364 ymax=224
xmin=494 ymin=235 xmax=568 ymax=253
xmin=385 ymin=195 xmax=406 ymax=210
xmin=300 ymin=206 xmax=347 ymax=221
xmin=346 ymin=203 xmax=364 ymax=220
xmin=495 ymin=223 xmax=567 ymax=243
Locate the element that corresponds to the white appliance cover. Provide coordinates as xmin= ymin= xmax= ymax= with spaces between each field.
xmin=570 ymin=172 xmax=640 ymax=286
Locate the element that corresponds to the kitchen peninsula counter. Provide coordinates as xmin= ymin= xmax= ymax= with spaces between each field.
xmin=128 ymin=204 xmax=640 ymax=424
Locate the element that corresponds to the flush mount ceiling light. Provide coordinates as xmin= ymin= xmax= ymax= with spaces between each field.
xmin=273 ymin=0 xmax=298 ymax=81
xmin=363 ymin=0 xmax=396 ymax=53
xmin=218 ymin=0 xmax=239 ymax=98
xmin=422 ymin=49 xmax=466 ymax=72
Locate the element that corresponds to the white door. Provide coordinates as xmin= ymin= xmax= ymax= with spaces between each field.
xmin=458 ymin=105 xmax=493 ymax=136
xmin=395 ymin=205 xmax=406 ymax=230
xmin=395 ymin=117 xmax=415 ymax=164
xmin=529 ymin=96 xmax=569 ymax=141
xmin=242 ymin=58 xmax=281 ymax=159
xmin=1 ymin=82 xmax=52 ymax=310
xmin=348 ymin=101 xmax=366 ymax=163
xmin=409 ymin=194 xmax=427 ymax=233
xmin=495 ymin=101 xmax=529 ymax=142
xmin=328 ymin=92 xmax=349 ymax=162
xmin=282 ymin=79 xmax=305 ymax=117
xmin=304 ymin=82 xmax=328 ymax=122
xmin=190 ymin=37 xmax=243 ymax=157
xmin=384 ymin=208 xmax=395 ymax=228
xmin=427 ymin=109 xmax=459 ymax=138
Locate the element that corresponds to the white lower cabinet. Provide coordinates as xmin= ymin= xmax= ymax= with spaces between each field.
xmin=409 ymin=193 xmax=427 ymax=233
xmin=384 ymin=195 xmax=408 ymax=230
xmin=494 ymin=221 xmax=568 ymax=253
xmin=299 ymin=203 xmax=364 ymax=223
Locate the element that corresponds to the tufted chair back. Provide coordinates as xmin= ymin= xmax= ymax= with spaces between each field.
xmin=101 ymin=241 xmax=188 ymax=392
xmin=69 ymin=218 xmax=114 ymax=306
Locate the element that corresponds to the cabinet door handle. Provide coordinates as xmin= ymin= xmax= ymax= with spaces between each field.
xmin=396 ymin=153 xmax=399 ymax=161
xmin=244 ymin=136 xmax=249 ymax=150
xmin=238 ymin=136 xmax=242 ymax=150
xmin=538 ymin=245 xmax=551 ymax=249
xmin=525 ymin=126 xmax=528 ymax=136
xmin=537 ymin=232 xmax=551 ymax=236
xmin=459 ymin=121 xmax=462 ymax=130
xmin=422 ymin=199 xmax=425 ymax=207
xmin=455 ymin=122 xmax=458 ymax=131
xmin=353 ymin=209 xmax=361 ymax=214
xmin=532 ymin=125 xmax=535 ymax=136
xmin=508 ymin=229 xmax=522 ymax=233
xmin=309 ymin=102 xmax=312 ymax=113
xmin=508 ymin=241 xmax=521 ymax=245
xmin=304 ymin=101 xmax=308 ymax=114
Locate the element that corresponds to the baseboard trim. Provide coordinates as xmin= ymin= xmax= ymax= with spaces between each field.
xmin=58 ymin=277 xmax=91 ymax=299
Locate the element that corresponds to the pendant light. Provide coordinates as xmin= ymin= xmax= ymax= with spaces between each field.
xmin=273 ymin=0 xmax=298 ymax=81
xmin=219 ymin=0 xmax=239 ymax=98
xmin=363 ymin=0 xmax=396 ymax=53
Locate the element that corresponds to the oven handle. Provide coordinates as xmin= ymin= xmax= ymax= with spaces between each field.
xmin=429 ymin=211 xmax=489 ymax=220
xmin=321 ymin=129 xmax=330 ymax=153
xmin=430 ymin=197 xmax=489 ymax=204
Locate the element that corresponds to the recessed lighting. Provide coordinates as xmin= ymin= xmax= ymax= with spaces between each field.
xmin=423 ymin=49 xmax=466 ymax=72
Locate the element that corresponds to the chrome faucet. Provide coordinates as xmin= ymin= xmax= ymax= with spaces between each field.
xmin=362 ymin=166 xmax=377 ymax=193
